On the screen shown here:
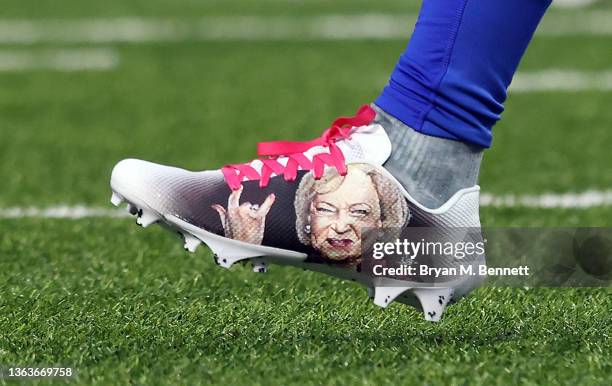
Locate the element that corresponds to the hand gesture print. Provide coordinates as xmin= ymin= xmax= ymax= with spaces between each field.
xmin=211 ymin=186 xmax=276 ymax=245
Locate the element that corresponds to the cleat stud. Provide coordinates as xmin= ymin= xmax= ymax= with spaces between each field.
xmin=373 ymin=287 xmax=410 ymax=308
xmin=252 ymin=257 xmax=267 ymax=273
xmin=183 ymin=234 xmax=201 ymax=253
xmin=164 ymin=213 xmax=271 ymax=270
xmin=127 ymin=203 xmax=138 ymax=215
xmin=110 ymin=192 xmax=124 ymax=206
xmin=136 ymin=210 xmax=159 ymax=228
xmin=413 ymin=288 xmax=454 ymax=322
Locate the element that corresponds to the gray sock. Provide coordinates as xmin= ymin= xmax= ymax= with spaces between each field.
xmin=372 ymin=104 xmax=484 ymax=209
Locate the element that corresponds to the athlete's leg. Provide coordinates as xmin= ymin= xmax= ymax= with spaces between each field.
xmin=376 ymin=0 xmax=552 ymax=208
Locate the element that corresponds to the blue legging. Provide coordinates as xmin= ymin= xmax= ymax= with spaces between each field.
xmin=376 ymin=0 xmax=552 ymax=148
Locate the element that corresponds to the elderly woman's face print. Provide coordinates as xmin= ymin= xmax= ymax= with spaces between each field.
xmin=309 ymin=168 xmax=382 ymax=261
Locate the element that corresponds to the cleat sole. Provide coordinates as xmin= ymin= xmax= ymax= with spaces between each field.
xmin=165 ymin=214 xmax=307 ymax=269
xmin=110 ymin=181 xmax=476 ymax=321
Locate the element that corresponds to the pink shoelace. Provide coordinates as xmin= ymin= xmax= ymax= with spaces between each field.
xmin=221 ymin=105 xmax=376 ymax=190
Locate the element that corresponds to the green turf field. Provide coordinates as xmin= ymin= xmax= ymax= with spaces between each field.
xmin=0 ymin=1 xmax=611 ymax=385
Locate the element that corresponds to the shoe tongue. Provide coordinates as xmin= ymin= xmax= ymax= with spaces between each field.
xmin=337 ymin=123 xmax=392 ymax=165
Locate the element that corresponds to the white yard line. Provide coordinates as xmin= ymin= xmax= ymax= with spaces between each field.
xmin=2 ymin=190 xmax=612 ymax=218
xmin=510 ymin=70 xmax=612 ymax=93
xmin=0 ymin=12 xmax=610 ymax=44
xmin=537 ymin=11 xmax=612 ymax=36
xmin=375 ymin=69 xmax=612 ymax=93
xmin=0 ymin=17 xmax=408 ymax=43
xmin=0 ymin=48 xmax=119 ymax=71
xmin=5 ymin=49 xmax=603 ymax=93
xmin=0 ymin=205 xmax=128 ymax=219
xmin=480 ymin=190 xmax=612 ymax=209
xmin=553 ymin=0 xmax=600 ymax=9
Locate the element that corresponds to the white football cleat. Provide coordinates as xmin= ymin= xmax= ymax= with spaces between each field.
xmin=110 ymin=105 xmax=485 ymax=321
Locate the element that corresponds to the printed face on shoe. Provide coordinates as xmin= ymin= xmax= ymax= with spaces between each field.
xmin=308 ymin=168 xmax=382 ymax=261
xmin=211 ymin=163 xmax=408 ymax=265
